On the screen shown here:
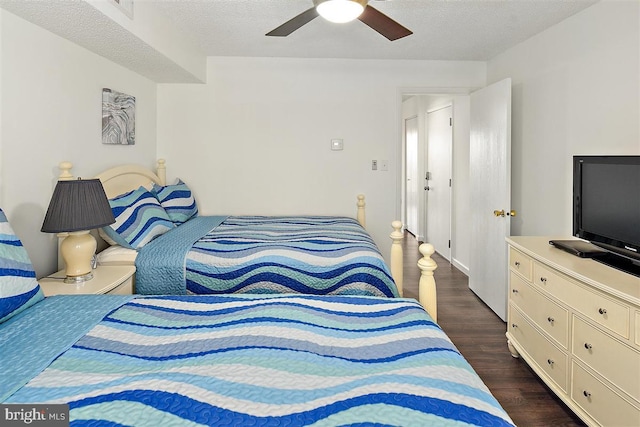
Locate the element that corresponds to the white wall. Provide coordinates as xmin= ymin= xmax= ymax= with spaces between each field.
xmin=157 ymin=57 xmax=485 ymax=260
xmin=0 ymin=10 xmax=158 ymax=277
xmin=488 ymin=0 xmax=639 ymax=237
xmin=450 ymin=95 xmax=471 ymax=273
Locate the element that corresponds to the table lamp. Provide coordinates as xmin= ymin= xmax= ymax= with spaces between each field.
xmin=41 ymin=178 xmax=115 ymax=283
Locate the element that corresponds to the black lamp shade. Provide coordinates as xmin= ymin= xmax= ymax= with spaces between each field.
xmin=41 ymin=179 xmax=115 ymax=233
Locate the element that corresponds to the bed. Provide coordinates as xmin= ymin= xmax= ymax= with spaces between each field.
xmin=1 ymin=209 xmax=514 ymax=425
xmin=2 ymin=295 xmax=514 ymax=426
xmin=58 ymin=159 xmax=437 ymax=320
xmin=56 ymin=160 xmax=439 ymax=320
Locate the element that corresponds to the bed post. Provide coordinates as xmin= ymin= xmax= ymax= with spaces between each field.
xmin=389 ymin=221 xmax=404 ymax=296
xmin=417 ymin=243 xmax=438 ymax=321
xmin=58 ymin=161 xmax=73 ymax=181
xmin=156 ymin=159 xmax=166 ymax=185
xmin=356 ymin=194 xmax=366 ymax=228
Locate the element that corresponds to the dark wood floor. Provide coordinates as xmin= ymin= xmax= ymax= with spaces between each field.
xmin=401 ymin=232 xmax=585 ymax=427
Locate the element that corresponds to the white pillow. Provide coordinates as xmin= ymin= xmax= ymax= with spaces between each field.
xmin=97 ymin=245 xmax=138 ymax=266
xmin=98 ymin=227 xmax=119 ymax=246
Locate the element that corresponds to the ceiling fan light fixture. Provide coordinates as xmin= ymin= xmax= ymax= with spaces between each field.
xmin=314 ymin=0 xmax=367 ymax=24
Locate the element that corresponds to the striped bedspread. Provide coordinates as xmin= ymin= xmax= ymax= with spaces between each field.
xmin=183 ymin=216 xmax=399 ymax=297
xmin=5 ymin=295 xmax=514 ymax=426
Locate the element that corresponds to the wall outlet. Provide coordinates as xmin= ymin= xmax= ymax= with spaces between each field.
xmin=372 ymin=160 xmax=378 ymax=170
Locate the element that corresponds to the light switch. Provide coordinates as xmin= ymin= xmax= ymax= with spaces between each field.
xmin=331 ymin=139 xmax=343 ymax=151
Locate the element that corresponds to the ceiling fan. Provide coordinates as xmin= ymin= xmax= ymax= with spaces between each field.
xmin=266 ymin=0 xmax=412 ymax=41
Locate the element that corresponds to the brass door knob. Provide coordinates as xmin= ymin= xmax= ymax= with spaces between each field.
xmin=494 ymin=209 xmax=517 ymax=217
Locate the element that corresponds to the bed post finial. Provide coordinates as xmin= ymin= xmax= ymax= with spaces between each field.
xmin=389 ymin=221 xmax=404 ymax=296
xmin=156 ymin=159 xmax=166 ymax=185
xmin=58 ymin=161 xmax=73 ymax=181
xmin=418 ymin=243 xmax=438 ymax=322
xmin=356 ymin=194 xmax=366 ymax=228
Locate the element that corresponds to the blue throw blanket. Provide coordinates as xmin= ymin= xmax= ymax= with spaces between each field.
xmin=135 ymin=216 xmax=227 ymax=294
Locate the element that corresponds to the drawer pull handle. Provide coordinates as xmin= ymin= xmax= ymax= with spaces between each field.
xmin=540 ymin=277 xmax=547 ymax=283
xmin=583 ymin=390 xmax=591 ymax=398
xmin=547 ymin=359 xmax=554 ymax=366
xmin=584 ymin=343 xmax=593 ymax=350
xmin=514 ymin=261 xmax=521 ymax=267
xmin=511 ymin=323 xmax=518 ymax=329
xmin=547 ymin=317 xmax=554 ymax=324
xmin=598 ymin=308 xmax=607 ymax=315
xmin=512 ymin=289 xmax=519 ymax=294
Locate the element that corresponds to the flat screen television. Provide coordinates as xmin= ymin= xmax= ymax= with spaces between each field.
xmin=573 ymin=155 xmax=640 ymax=277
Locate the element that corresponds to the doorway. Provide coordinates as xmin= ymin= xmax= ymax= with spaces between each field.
xmin=401 ymin=95 xmax=457 ymax=257
xmin=398 ymin=81 xmax=512 ymax=321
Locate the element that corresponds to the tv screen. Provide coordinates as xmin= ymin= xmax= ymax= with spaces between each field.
xmin=574 ymin=155 xmax=640 ymax=274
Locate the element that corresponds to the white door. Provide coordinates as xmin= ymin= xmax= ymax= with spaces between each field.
xmin=426 ymin=106 xmax=452 ymax=261
xmin=469 ymin=78 xmax=512 ymax=321
xmin=405 ymin=116 xmax=419 ymax=235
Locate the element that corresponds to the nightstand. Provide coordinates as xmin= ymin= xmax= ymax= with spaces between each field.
xmin=39 ymin=265 xmax=136 ymax=296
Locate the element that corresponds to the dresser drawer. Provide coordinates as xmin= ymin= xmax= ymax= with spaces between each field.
xmin=572 ymin=316 xmax=640 ymax=402
xmin=533 ymin=263 xmax=629 ymax=338
xmin=510 ymin=272 xmax=569 ymax=348
xmin=571 ymin=362 xmax=640 ymax=427
xmin=509 ymin=247 xmax=532 ymax=281
xmin=509 ymin=306 xmax=568 ymax=391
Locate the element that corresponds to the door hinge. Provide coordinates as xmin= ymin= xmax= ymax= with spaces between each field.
xmin=448 ymin=240 xmax=451 ymax=248
xmin=449 ymin=179 xmax=452 ymax=187
xmin=449 ymin=117 xmax=453 ymax=126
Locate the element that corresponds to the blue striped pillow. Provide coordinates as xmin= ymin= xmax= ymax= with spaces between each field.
xmin=102 ymin=187 xmax=175 ymax=249
xmin=0 ymin=209 xmax=44 ymax=323
xmin=152 ymin=179 xmax=198 ymax=224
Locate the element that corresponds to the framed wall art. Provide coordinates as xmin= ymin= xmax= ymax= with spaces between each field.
xmin=102 ymin=88 xmax=135 ymax=145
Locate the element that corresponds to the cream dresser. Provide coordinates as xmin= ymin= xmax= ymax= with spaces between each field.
xmin=506 ymin=236 xmax=640 ymax=427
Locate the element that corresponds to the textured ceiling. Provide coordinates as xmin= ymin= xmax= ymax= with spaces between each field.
xmin=0 ymin=0 xmax=599 ymax=83
xmin=0 ymin=0 xmax=203 ymax=82
xmin=153 ymin=0 xmax=598 ymax=61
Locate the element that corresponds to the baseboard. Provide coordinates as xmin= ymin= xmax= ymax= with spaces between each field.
xmin=451 ymin=258 xmax=469 ymax=276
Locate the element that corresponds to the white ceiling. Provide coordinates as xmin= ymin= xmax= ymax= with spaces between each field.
xmin=152 ymin=0 xmax=598 ymax=61
xmin=0 ymin=0 xmax=599 ymax=82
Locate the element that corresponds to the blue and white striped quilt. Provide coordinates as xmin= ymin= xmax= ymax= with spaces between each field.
xmin=5 ymin=294 xmax=515 ymax=426
xmin=137 ymin=215 xmax=399 ymax=298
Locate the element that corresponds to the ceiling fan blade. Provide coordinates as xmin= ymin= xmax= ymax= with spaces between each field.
xmin=358 ymin=5 xmax=412 ymax=41
xmin=266 ymin=7 xmax=319 ymax=37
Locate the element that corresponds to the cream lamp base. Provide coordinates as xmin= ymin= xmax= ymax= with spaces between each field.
xmin=60 ymin=230 xmax=96 ymax=283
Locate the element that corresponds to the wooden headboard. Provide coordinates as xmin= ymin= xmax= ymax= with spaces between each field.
xmin=94 ymin=159 xmax=167 ymax=198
